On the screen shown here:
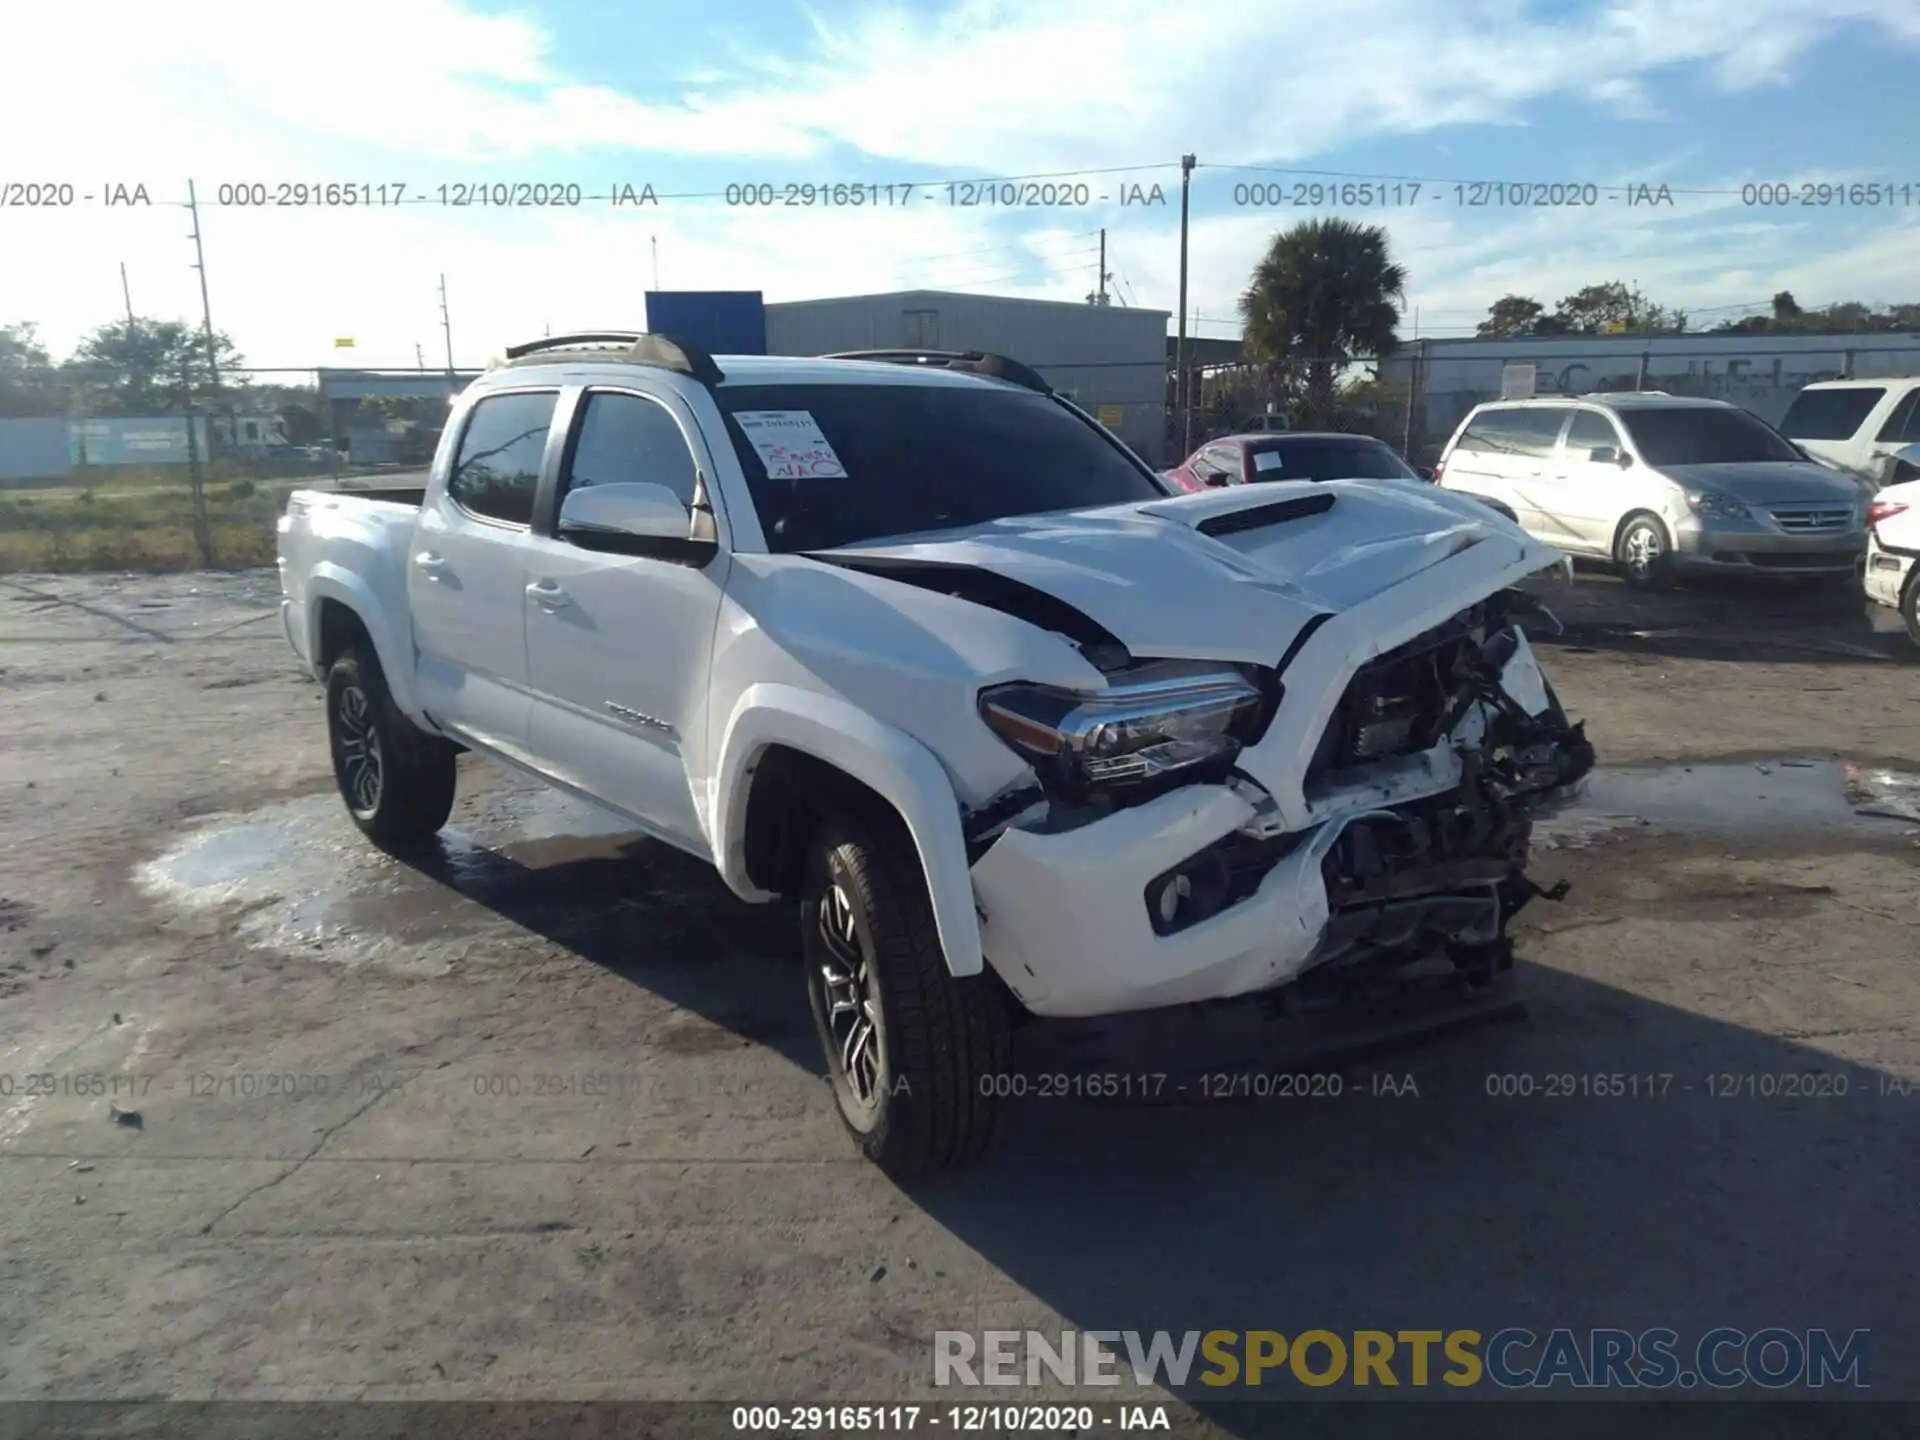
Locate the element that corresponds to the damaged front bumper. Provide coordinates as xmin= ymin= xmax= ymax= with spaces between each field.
xmin=969 ymin=618 xmax=1595 ymax=1019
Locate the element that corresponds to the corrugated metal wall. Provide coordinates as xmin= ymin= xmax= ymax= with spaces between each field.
xmin=764 ymin=291 xmax=1171 ymax=464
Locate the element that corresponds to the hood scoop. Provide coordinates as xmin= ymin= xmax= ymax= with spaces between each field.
xmin=1190 ymin=490 xmax=1336 ymax=538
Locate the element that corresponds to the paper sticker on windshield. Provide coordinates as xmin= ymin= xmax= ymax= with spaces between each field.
xmin=732 ymin=410 xmax=848 ymax=479
xmin=1253 ymin=450 xmax=1286 ymax=472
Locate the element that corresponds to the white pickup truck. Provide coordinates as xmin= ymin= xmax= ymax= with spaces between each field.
xmin=276 ymin=333 xmax=1596 ymax=1176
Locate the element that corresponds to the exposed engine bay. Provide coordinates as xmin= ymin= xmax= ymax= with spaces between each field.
xmin=1296 ymin=589 xmax=1594 ymax=987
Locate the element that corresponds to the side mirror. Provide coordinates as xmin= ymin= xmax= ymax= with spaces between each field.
xmin=1587 ymin=445 xmax=1619 ymax=464
xmin=1415 ymin=466 xmax=1435 ymax=481
xmin=557 ymin=482 xmax=714 ymax=563
xmin=1203 ymin=472 xmax=1230 ymax=488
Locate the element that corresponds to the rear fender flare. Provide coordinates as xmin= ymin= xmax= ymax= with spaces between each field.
xmin=303 ymin=564 xmax=426 ymax=719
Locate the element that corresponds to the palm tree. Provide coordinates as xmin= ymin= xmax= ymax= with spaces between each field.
xmin=1238 ymin=219 xmax=1406 ymax=427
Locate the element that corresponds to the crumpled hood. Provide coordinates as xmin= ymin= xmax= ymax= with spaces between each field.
xmin=814 ymin=478 xmax=1562 ymax=664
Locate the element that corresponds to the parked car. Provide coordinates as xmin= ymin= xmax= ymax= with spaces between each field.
xmin=1434 ymin=394 xmax=1868 ymax=589
xmin=276 ymin=333 xmax=1596 ymax=1177
xmin=1165 ymin=432 xmax=1427 ymax=493
xmin=1780 ymin=378 xmax=1920 ymax=488
xmin=1864 ymin=445 xmax=1920 ymax=646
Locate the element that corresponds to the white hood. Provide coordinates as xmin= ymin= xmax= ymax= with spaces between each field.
xmin=819 ymin=478 xmax=1564 ymax=663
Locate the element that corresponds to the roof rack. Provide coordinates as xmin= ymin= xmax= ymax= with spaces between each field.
xmin=820 ymin=349 xmax=1052 ymax=395
xmin=497 ymin=331 xmax=726 ymax=385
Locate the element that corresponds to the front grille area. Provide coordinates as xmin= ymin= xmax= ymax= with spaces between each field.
xmin=1769 ymin=506 xmax=1854 ymax=533
xmin=1307 ymin=606 xmax=1484 ymax=782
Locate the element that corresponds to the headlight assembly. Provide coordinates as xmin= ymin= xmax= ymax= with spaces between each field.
xmin=1685 ymin=489 xmax=1751 ymax=521
xmin=978 ymin=660 xmax=1267 ymax=798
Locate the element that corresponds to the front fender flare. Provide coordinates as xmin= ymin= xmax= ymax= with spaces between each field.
xmin=711 ymin=684 xmax=984 ymax=978
xmin=303 ymin=563 xmax=424 ymax=719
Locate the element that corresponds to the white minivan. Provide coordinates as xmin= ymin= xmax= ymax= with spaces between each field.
xmin=1433 ymin=394 xmax=1868 ymax=588
xmin=1780 ymin=378 xmax=1920 ymax=488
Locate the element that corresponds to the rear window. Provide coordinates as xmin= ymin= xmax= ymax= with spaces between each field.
xmin=1453 ymin=407 xmax=1566 ymax=459
xmin=715 ymin=383 xmax=1168 ymax=552
xmin=1619 ymin=406 xmax=1802 ymax=466
xmin=1247 ymin=437 xmax=1417 ymax=482
xmin=1780 ymin=387 xmax=1886 ymax=441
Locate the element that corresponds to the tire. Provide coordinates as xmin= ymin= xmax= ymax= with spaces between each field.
xmin=1902 ymin=570 xmax=1920 ymax=650
xmin=801 ymin=809 xmax=1009 ymax=1179
xmin=1614 ymin=512 xmax=1674 ymax=590
xmin=325 ymin=643 xmax=457 ymax=846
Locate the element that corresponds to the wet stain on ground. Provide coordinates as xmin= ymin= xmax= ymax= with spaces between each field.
xmin=1533 ymin=759 xmax=1920 ymax=849
xmin=135 ymin=788 xmax=751 ymax=975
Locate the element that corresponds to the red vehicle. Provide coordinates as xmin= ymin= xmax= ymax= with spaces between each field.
xmin=1163 ymin=432 xmax=1430 ymax=492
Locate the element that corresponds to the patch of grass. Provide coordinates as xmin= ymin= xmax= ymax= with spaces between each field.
xmin=0 ymin=480 xmax=301 ymax=573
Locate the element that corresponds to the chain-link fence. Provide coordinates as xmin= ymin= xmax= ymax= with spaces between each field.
xmin=0 ymin=365 xmax=471 ymax=573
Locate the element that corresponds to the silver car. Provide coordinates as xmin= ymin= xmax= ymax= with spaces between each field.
xmin=1433 ymin=394 xmax=1868 ymax=588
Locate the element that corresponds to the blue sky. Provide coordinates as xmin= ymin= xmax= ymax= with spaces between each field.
xmin=4 ymin=0 xmax=1918 ymax=367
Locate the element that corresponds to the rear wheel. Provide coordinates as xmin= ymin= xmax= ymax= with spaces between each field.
xmin=1902 ymin=570 xmax=1920 ymax=649
xmin=1615 ymin=512 xmax=1673 ymax=590
xmin=801 ymin=809 xmax=1008 ymax=1179
xmin=325 ymin=644 xmax=457 ymax=845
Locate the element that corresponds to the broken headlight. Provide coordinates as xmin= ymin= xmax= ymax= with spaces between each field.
xmin=978 ymin=661 xmax=1266 ymax=799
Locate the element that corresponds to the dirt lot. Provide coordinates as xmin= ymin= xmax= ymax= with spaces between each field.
xmin=1 ymin=564 xmax=1917 ymax=1433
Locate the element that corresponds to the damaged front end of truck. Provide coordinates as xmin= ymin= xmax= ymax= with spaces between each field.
xmin=962 ymin=583 xmax=1596 ymax=1019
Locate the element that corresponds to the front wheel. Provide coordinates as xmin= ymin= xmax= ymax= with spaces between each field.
xmin=801 ymin=810 xmax=1009 ymax=1179
xmin=325 ymin=644 xmax=457 ymax=846
xmin=1615 ymin=513 xmax=1674 ymax=590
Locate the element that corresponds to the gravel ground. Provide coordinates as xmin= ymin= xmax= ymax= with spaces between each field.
xmin=0 ymin=565 xmax=1917 ymax=1436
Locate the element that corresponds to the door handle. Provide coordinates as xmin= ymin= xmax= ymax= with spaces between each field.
xmin=526 ymin=579 xmax=571 ymax=608
xmin=413 ymin=551 xmax=446 ymax=571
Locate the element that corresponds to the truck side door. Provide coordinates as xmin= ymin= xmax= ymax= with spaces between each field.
xmin=407 ymin=387 xmax=560 ymax=762
xmin=521 ymin=386 xmax=731 ymax=851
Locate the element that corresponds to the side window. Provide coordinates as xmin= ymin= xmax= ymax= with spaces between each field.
xmin=448 ymin=391 xmax=557 ymax=526
xmin=1565 ymin=410 xmax=1621 ymax=457
xmin=1509 ymin=407 xmax=1571 ymax=458
xmin=1456 ymin=408 xmax=1527 ymax=455
xmin=561 ymin=391 xmax=698 ymax=508
xmin=1877 ymin=390 xmax=1920 ymax=443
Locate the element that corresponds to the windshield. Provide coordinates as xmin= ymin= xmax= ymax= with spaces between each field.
xmin=715 ymin=383 xmax=1168 ymax=552
xmin=1779 ymin=387 xmax=1885 ymax=441
xmin=1618 ymin=407 xmax=1803 ymax=466
xmin=1247 ymin=437 xmax=1418 ymax=482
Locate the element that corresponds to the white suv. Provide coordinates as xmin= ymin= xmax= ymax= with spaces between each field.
xmin=1780 ymin=378 xmax=1920 ymax=488
xmin=1434 ymin=394 xmax=1869 ymax=588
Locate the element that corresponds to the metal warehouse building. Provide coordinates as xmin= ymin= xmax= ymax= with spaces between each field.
xmin=763 ymin=290 xmax=1172 ymax=465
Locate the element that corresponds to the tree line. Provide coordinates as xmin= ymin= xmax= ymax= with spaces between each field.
xmin=0 ymin=317 xmax=324 ymax=442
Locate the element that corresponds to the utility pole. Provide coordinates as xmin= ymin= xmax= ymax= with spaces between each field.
xmin=415 ymin=343 xmax=426 ymax=373
xmin=120 ymin=262 xmax=136 ymax=332
xmin=438 ymin=274 xmax=455 ymax=383
xmin=651 ymin=236 xmax=661 ymax=291
xmin=185 ymin=179 xmax=224 ymax=474
xmin=183 ymin=183 xmax=218 ymax=563
xmin=1098 ymin=229 xmax=1108 ymax=305
xmin=1176 ymin=154 xmax=1196 ymax=457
